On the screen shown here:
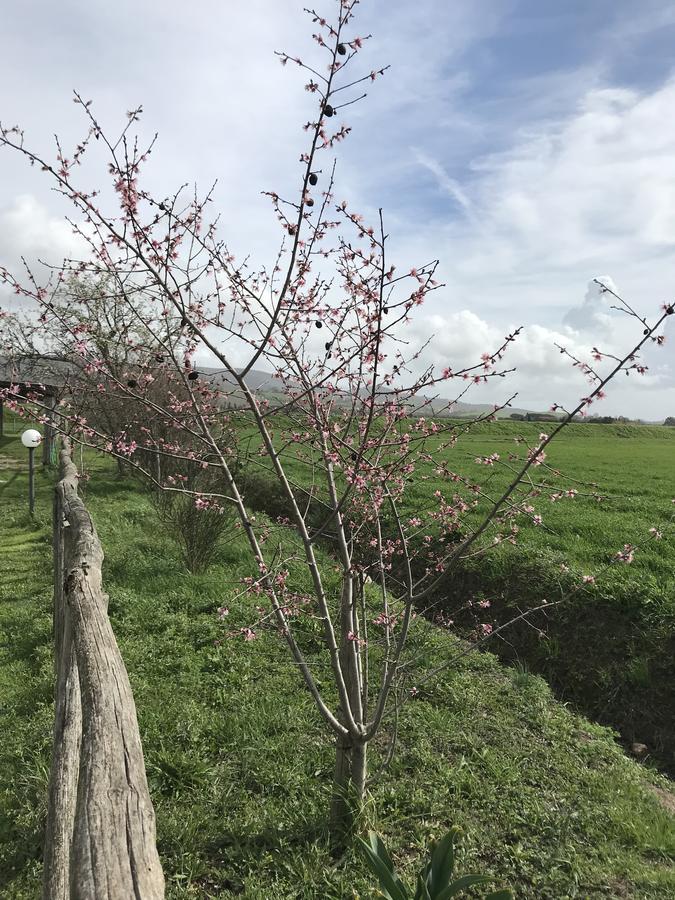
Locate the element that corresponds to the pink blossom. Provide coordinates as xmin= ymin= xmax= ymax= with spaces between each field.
xmin=614 ymin=544 xmax=635 ymax=564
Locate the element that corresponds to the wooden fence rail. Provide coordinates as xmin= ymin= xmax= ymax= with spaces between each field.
xmin=43 ymin=440 xmax=164 ymax=899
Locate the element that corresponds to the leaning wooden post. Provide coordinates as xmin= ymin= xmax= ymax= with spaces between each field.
xmin=42 ymin=472 xmax=83 ymax=899
xmin=42 ymin=439 xmax=164 ymax=899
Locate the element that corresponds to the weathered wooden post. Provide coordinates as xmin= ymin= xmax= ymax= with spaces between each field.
xmin=42 ymin=439 xmax=165 ymax=899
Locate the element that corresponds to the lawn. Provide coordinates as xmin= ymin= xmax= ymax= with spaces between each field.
xmin=1 ymin=421 xmax=675 ymax=898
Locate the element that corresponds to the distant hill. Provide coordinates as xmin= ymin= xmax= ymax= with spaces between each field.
xmin=4 ymin=356 xmax=662 ymax=423
xmin=198 ymin=366 xmax=551 ymax=420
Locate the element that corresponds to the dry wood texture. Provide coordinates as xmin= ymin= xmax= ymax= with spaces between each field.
xmin=42 ymin=440 xmax=164 ymax=899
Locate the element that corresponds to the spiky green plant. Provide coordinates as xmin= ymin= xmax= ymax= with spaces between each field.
xmin=358 ymin=828 xmax=512 ymax=900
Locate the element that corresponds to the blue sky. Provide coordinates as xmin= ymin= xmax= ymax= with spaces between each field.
xmin=1 ymin=0 xmax=673 ymax=418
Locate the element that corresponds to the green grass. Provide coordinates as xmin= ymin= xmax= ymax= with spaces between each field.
xmin=0 ymin=427 xmax=57 ymax=894
xmin=1 ymin=422 xmax=675 ymax=898
xmin=418 ymin=421 xmax=675 ymax=578
xmin=261 ymin=418 xmax=675 ymax=581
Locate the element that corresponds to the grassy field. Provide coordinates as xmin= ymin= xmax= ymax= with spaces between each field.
xmin=260 ymin=418 xmax=675 ymax=581
xmin=1 ymin=422 xmax=675 ymax=897
xmin=418 ymin=421 xmax=674 ymax=577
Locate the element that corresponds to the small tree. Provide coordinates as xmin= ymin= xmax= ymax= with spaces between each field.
xmin=1 ymin=0 xmax=671 ymax=841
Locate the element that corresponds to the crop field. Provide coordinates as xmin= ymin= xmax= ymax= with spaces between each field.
xmin=1 ymin=422 xmax=675 ymax=898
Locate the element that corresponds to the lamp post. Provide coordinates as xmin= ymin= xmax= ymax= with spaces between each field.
xmin=21 ymin=429 xmax=42 ymax=516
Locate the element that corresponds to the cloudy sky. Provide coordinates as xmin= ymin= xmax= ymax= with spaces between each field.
xmin=1 ymin=0 xmax=674 ymax=419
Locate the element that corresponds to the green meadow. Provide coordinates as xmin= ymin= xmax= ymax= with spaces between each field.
xmin=260 ymin=418 xmax=675 ymax=580
xmin=416 ymin=421 xmax=674 ymax=576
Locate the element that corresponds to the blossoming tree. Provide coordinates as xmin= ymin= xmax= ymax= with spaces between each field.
xmin=1 ymin=0 xmax=671 ymax=839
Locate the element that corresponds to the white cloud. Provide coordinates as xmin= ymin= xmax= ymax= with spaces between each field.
xmin=563 ymin=276 xmax=616 ymax=333
xmin=0 ymin=195 xmax=84 ymax=267
xmin=394 ymin=74 xmax=675 ymax=418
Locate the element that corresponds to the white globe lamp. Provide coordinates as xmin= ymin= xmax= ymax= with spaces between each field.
xmin=21 ymin=429 xmax=43 ymax=449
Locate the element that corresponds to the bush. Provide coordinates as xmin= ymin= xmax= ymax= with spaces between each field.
xmin=150 ymin=465 xmax=235 ymax=574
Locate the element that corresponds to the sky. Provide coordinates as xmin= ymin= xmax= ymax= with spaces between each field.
xmin=1 ymin=0 xmax=674 ymax=419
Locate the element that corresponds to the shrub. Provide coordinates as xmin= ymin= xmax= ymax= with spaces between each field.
xmin=151 ymin=465 xmax=234 ymax=574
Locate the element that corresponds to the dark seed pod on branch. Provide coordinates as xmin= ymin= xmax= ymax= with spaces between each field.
xmin=306 ymin=197 xmax=314 ymax=207
xmin=383 ymin=306 xmax=389 ymax=314
xmin=323 ymin=104 xmax=334 ymax=118
xmin=180 ymin=317 xmax=188 ymax=328
xmin=309 ymin=172 xmax=318 ymax=186
xmin=127 ymin=379 xmax=138 ymax=388
xmin=315 ymin=321 xmax=323 ymax=329
xmin=325 ymin=342 xmax=332 ymax=351
xmin=188 ymin=371 xmax=199 ymax=381
xmin=337 ymin=43 xmax=346 ymax=55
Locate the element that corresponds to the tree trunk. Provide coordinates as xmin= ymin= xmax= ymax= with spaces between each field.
xmin=42 ymin=394 xmax=57 ymax=467
xmin=329 ymin=733 xmax=367 ymax=847
xmin=351 ymin=740 xmax=367 ymax=802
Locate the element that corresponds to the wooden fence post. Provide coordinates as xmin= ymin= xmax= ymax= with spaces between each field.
xmin=42 ymin=440 xmax=164 ymax=899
